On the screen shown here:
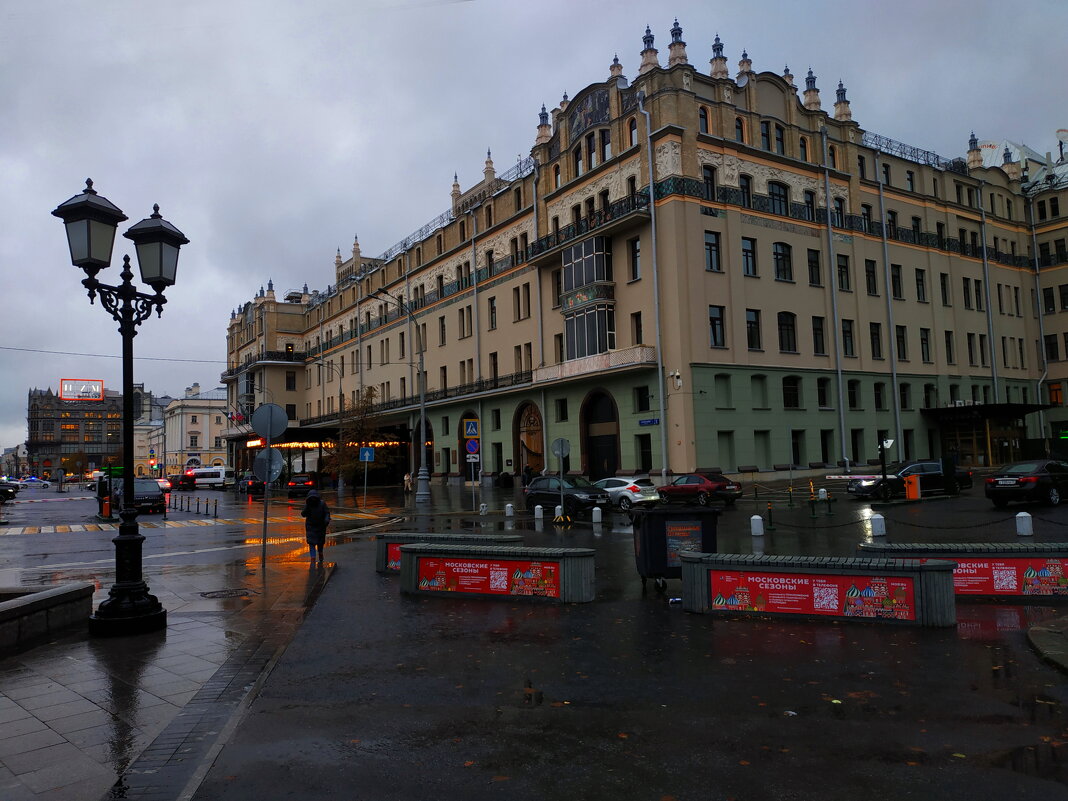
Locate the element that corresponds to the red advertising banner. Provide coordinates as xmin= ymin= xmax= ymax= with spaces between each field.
xmin=921 ymin=557 xmax=1068 ymax=596
xmin=709 ymin=570 xmax=917 ymax=620
xmin=417 ymin=557 xmax=561 ymax=598
xmin=387 ymin=542 xmax=403 ymax=571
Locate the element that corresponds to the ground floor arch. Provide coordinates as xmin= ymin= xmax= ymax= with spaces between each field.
xmin=581 ymin=389 xmax=619 ymax=480
xmin=514 ymin=402 xmax=544 ymax=479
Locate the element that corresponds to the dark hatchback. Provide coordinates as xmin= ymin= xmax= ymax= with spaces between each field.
xmin=523 ymin=475 xmax=611 ymax=516
xmin=112 ymin=479 xmax=166 ymax=514
xmin=846 ymin=460 xmax=973 ymax=500
xmin=985 ymin=460 xmax=1068 ymax=507
xmin=168 ymin=473 xmax=195 ymax=491
xmin=656 ymin=472 xmax=743 ymax=506
xmin=236 ymin=472 xmax=265 ymax=496
xmin=287 ymin=473 xmax=317 ymax=498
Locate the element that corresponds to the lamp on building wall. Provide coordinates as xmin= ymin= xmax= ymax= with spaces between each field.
xmin=53 ymin=179 xmax=188 ymax=636
xmin=372 ymin=288 xmax=430 ymax=504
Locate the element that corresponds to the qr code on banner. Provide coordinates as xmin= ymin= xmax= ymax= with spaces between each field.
xmin=993 ymin=569 xmax=1017 ymax=592
xmin=812 ymin=584 xmax=839 ymax=611
xmin=489 ymin=568 xmax=508 ymax=591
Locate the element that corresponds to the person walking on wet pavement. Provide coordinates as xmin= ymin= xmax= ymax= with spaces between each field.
xmin=403 ymin=472 xmax=412 ymax=494
xmin=301 ymin=489 xmax=331 ymax=561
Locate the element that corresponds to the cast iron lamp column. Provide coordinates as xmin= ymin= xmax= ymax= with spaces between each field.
xmin=53 ymin=179 xmax=189 ymax=636
xmin=372 ymin=288 xmax=430 ymax=504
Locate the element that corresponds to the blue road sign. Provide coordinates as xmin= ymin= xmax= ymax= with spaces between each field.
xmin=464 ymin=419 xmax=479 ymax=438
xmin=359 ymin=447 xmax=375 ymax=462
xmin=465 ymin=438 xmax=480 ymax=454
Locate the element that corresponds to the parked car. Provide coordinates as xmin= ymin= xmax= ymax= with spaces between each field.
xmin=155 ymin=477 xmax=172 ymax=493
xmin=168 ymin=473 xmax=196 ymax=491
xmin=287 ymin=473 xmax=317 ymax=498
xmin=18 ymin=477 xmax=50 ymax=489
xmin=0 ymin=485 xmax=16 ymax=503
xmin=593 ymin=476 xmax=660 ymax=511
xmin=523 ymin=475 xmax=611 ymax=516
xmin=111 ymin=479 xmax=166 ymax=514
xmin=0 ymin=479 xmax=21 ymax=494
xmin=236 ymin=472 xmax=265 ymax=496
xmin=657 ymin=472 xmax=742 ymax=506
xmin=984 ymin=460 xmax=1068 ymax=507
xmin=846 ymin=460 xmax=973 ymax=500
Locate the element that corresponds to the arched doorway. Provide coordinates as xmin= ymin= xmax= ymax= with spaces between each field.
xmin=514 ymin=402 xmax=544 ymax=478
xmin=582 ymin=390 xmax=619 ymax=480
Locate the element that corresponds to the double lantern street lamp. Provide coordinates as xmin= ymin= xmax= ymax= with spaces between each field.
xmin=372 ymin=288 xmax=431 ymax=504
xmin=52 ymin=179 xmax=189 ymax=636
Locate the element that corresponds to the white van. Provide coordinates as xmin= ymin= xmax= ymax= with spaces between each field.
xmin=190 ymin=467 xmax=235 ymax=489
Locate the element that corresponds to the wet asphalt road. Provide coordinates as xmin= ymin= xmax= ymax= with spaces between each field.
xmin=5 ymin=483 xmax=1068 ymax=799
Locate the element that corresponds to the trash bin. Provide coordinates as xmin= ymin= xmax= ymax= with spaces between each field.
xmin=631 ymin=506 xmax=719 ymax=591
xmin=903 ymin=474 xmax=920 ymax=500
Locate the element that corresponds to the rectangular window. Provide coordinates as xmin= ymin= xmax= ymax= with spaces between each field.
xmin=1046 ymin=334 xmax=1060 ymax=361
xmin=811 ymin=317 xmax=826 ymax=355
xmin=920 ymin=328 xmax=932 ymax=363
xmin=807 ymin=249 xmax=821 ymax=286
xmin=944 ymin=331 xmax=955 ymax=364
xmin=488 ymin=296 xmax=497 ymax=330
xmin=742 ymin=238 xmax=757 ymax=276
xmin=865 ymin=260 xmax=878 ymax=295
xmin=963 ymin=277 xmax=973 ymax=310
xmin=634 ymin=386 xmax=651 ymax=413
xmin=438 ymin=315 xmax=446 ymax=345
xmin=975 ymin=279 xmax=984 ymax=311
xmin=778 ymin=313 xmax=797 ymax=352
xmin=709 ymin=305 xmax=726 ymax=348
xmin=915 ymin=269 xmax=927 ymax=302
xmin=895 ymin=326 xmax=908 ymax=360
xmin=772 ymin=243 xmax=793 ymax=281
xmin=906 ymin=170 xmax=915 ymax=191
xmin=629 ymin=237 xmax=641 ymax=280
xmin=890 ymin=264 xmax=903 ymax=299
xmin=842 ymin=319 xmax=855 ymax=357
xmin=631 ymin=311 xmax=643 ymax=345
xmin=837 ymin=255 xmax=851 ymax=291
xmin=285 ymin=371 xmax=296 ymax=391
xmin=760 ymin=120 xmax=771 ymax=150
xmin=704 ymin=232 xmax=721 ymax=272
xmin=745 ymin=309 xmax=762 ymax=350
xmin=1044 ymin=287 xmax=1056 ymax=314
xmin=968 ymin=333 xmax=978 ymax=365
xmin=555 ymin=398 xmax=568 ymax=422
xmin=869 ymin=322 xmax=883 ymax=359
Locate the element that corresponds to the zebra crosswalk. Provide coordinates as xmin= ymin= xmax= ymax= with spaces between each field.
xmin=0 ymin=510 xmax=379 ymax=536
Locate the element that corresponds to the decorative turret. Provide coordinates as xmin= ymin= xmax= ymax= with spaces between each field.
xmin=833 ymin=81 xmax=851 ymax=122
xmin=484 ymin=148 xmax=496 ymax=183
xmin=351 ymin=234 xmax=361 ymax=267
xmin=335 ymin=249 xmax=342 ymax=269
xmin=559 ymin=91 xmax=569 ymax=113
xmin=782 ymin=65 xmax=794 ymax=87
xmin=709 ymin=34 xmax=728 ymax=78
xmin=803 ymin=68 xmax=821 ymax=111
xmin=609 ymin=54 xmax=623 ymax=80
xmin=451 ymin=173 xmax=461 ymax=206
xmin=1002 ymin=144 xmax=1022 ymax=182
xmin=966 ymin=132 xmax=982 ymax=170
xmin=667 ymin=19 xmax=688 ymax=67
xmin=638 ymin=25 xmax=659 ymax=74
xmin=535 ymin=103 xmax=552 ymax=145
xmin=737 ymin=48 xmax=752 ymax=77
xmin=265 ymin=279 xmax=275 ymax=300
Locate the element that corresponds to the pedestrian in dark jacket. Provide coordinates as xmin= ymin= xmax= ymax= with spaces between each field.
xmin=301 ymin=490 xmax=331 ymax=561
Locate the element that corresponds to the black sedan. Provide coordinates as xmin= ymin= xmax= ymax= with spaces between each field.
xmin=846 ymin=460 xmax=973 ymax=501
xmin=111 ymin=479 xmax=166 ymax=514
xmin=985 ymin=460 xmax=1068 ymax=507
xmin=236 ymin=472 xmax=265 ymax=496
xmin=523 ymin=475 xmax=611 ymax=516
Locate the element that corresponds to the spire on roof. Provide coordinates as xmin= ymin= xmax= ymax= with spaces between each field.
xmin=639 ymin=25 xmax=659 ymax=74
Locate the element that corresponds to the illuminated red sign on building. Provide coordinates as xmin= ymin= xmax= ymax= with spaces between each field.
xmin=416 ymin=557 xmax=560 ymax=598
xmin=59 ymin=378 xmax=104 ymax=401
xmin=709 ymin=570 xmax=917 ymax=620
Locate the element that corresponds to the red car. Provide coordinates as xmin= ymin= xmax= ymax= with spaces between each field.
xmin=657 ymin=472 xmax=742 ymax=507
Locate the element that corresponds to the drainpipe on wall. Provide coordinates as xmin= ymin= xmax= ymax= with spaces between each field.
xmin=874 ymin=151 xmax=904 ymax=460
xmin=1028 ymin=195 xmax=1049 ymax=444
xmin=978 ymin=180 xmax=1000 ymax=402
xmin=821 ymin=128 xmax=850 ymax=473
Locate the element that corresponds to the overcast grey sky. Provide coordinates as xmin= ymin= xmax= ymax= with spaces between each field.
xmin=1 ymin=0 xmax=1064 ymax=454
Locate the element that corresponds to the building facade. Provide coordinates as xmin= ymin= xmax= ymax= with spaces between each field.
xmin=223 ymin=23 xmax=1068 ymax=483
xmin=146 ymin=384 xmax=230 ymax=477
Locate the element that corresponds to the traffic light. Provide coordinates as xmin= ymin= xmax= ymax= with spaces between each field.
xmin=149 ymin=459 xmax=156 ymax=468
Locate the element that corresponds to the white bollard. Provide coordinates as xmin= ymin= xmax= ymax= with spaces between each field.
xmin=1016 ymin=511 xmax=1033 ymax=537
xmin=870 ymin=513 xmax=886 ymax=537
xmin=555 ymin=505 xmax=564 ymax=518
xmin=479 ymin=503 xmax=488 ymax=515
xmin=818 ymin=488 xmax=828 ymax=501
xmin=592 ymin=506 xmax=602 ymax=523
xmin=505 ymin=503 xmax=514 ymax=517
xmin=534 ymin=504 xmax=543 ymax=519
xmin=750 ymin=514 xmax=765 ymax=537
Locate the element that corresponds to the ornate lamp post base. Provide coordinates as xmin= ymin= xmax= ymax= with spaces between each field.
xmin=88 ymin=512 xmax=166 ymax=636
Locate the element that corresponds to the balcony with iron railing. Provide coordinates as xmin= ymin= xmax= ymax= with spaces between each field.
xmin=527 ymin=192 xmax=651 ymax=267
xmin=532 ymin=345 xmax=657 ymax=384
xmin=221 ymin=350 xmax=307 ymax=381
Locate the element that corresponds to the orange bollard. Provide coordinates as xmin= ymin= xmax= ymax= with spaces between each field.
xmin=103 ymin=497 xmax=111 ymax=517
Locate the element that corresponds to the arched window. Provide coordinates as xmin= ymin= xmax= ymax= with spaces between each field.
xmin=768 ymin=181 xmax=789 ymax=215
xmin=553 ymin=164 xmax=561 ymax=189
xmin=628 ymin=117 xmax=638 ymax=147
xmin=782 ymin=375 xmax=801 ymax=408
xmin=778 ymin=313 xmax=798 ymax=353
xmin=799 ymin=136 xmax=809 ymax=162
xmin=698 ymin=107 xmax=709 ymax=134
xmin=702 ymin=166 xmax=716 ymax=201
xmin=773 ymin=243 xmax=793 ymax=281
xmin=735 ymin=117 xmax=745 ymax=143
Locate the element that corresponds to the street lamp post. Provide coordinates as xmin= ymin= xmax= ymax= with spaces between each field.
xmin=53 ymin=179 xmax=189 ymax=636
xmin=373 ymin=288 xmax=430 ymax=504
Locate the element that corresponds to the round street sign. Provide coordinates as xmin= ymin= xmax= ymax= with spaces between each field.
xmin=551 ymin=437 xmax=570 ymax=459
xmin=253 ymin=447 xmax=284 ymax=482
xmin=251 ymin=403 xmax=288 ymax=439
xmin=465 ymin=438 xmax=480 ymax=454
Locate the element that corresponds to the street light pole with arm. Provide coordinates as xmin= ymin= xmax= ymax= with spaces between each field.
xmin=373 ymin=288 xmax=430 ymax=504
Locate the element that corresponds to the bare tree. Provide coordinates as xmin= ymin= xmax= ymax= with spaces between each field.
xmin=321 ymin=386 xmax=379 ymax=487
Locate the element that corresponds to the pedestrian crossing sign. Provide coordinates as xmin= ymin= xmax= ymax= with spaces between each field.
xmin=463 ymin=419 xmax=479 ymax=438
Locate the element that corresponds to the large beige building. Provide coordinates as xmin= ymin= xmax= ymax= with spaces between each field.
xmin=223 ymin=23 xmax=1068 ymax=484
